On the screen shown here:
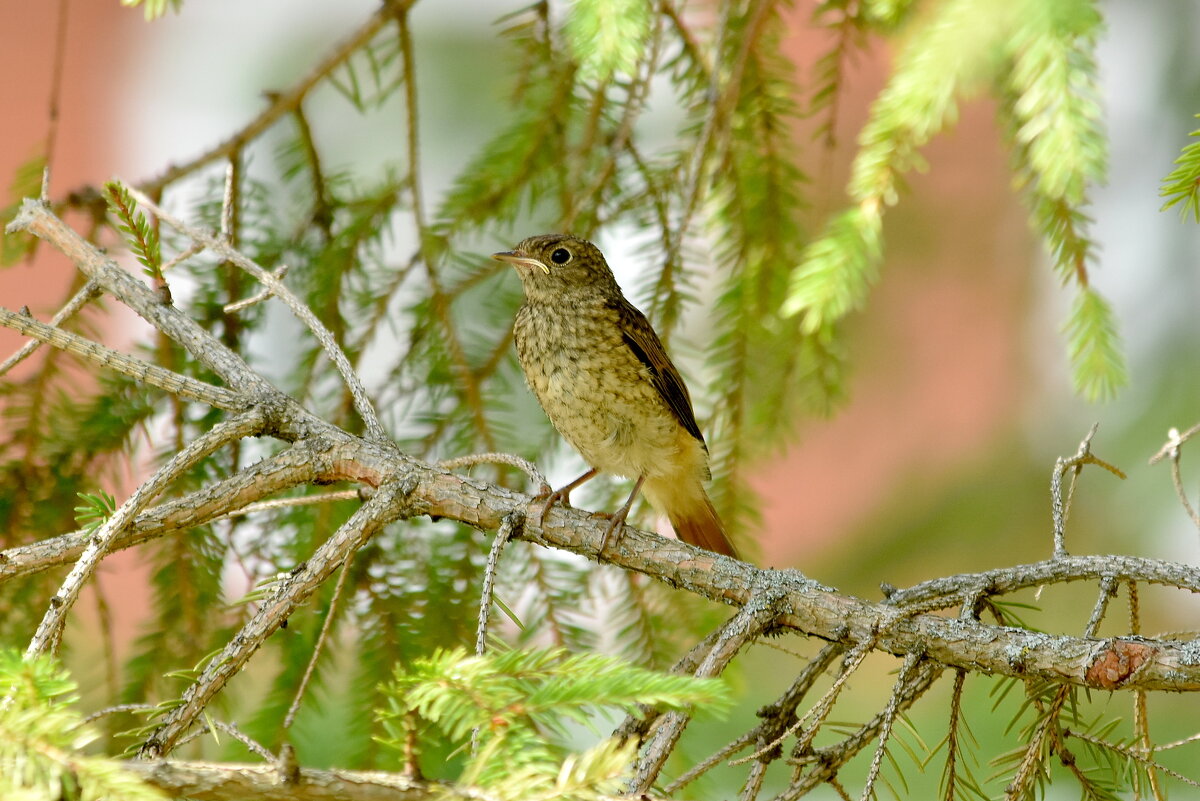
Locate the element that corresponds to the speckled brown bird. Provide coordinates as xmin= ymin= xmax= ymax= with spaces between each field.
xmin=493 ymin=233 xmax=738 ymax=558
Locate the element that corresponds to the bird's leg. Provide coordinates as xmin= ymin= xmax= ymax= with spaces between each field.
xmin=598 ymin=475 xmax=646 ymax=554
xmin=534 ymin=468 xmax=599 ymax=525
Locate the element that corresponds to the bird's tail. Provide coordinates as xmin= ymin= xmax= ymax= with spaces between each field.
xmin=645 ymin=478 xmax=739 ymax=558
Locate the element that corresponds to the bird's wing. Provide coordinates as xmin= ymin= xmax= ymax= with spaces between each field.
xmin=615 ymin=301 xmax=705 ymax=444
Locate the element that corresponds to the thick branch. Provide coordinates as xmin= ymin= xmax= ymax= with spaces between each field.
xmin=7 ymin=199 xmax=275 ymax=400
xmin=123 ymin=759 xmax=431 ymax=801
xmin=0 ymin=440 xmax=344 ymax=582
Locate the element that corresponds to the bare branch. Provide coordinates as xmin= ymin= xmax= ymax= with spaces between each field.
xmin=123 ymin=186 xmax=390 ymax=445
xmin=859 ymin=651 xmax=924 ymax=801
xmin=140 ymin=478 xmax=416 ymax=757
xmin=475 ymin=512 xmax=521 ymax=656
xmin=6 ymin=199 xmax=276 ymax=399
xmin=283 ymin=558 xmax=355 ymax=731
xmin=0 ymin=306 xmax=246 ymax=410
xmin=629 ymin=589 xmax=788 ymax=793
xmin=0 ymin=280 xmax=100 ymax=377
xmin=438 ymin=452 xmax=549 ymax=493
xmin=25 ymin=408 xmax=267 ymax=657
xmin=1150 ymin=422 xmax=1200 ymax=464
xmin=123 ymin=759 xmax=432 ymax=801
xmin=0 ymin=441 xmax=334 ymax=582
xmin=1050 ymin=424 xmax=1125 ymax=558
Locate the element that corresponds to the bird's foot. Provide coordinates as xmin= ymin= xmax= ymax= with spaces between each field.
xmin=597 ymin=475 xmax=645 ymax=555
xmin=532 ymin=484 xmax=573 ymax=526
xmin=529 ymin=468 xmax=600 ymax=527
xmin=597 ymin=511 xmax=629 ymax=554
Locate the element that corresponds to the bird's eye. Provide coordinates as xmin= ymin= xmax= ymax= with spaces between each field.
xmin=550 ymin=247 xmax=572 ymax=265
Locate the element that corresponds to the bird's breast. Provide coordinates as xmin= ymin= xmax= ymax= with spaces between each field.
xmin=514 ymin=301 xmax=698 ymax=480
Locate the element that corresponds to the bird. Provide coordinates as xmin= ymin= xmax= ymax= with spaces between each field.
xmin=492 ymin=233 xmax=739 ymax=559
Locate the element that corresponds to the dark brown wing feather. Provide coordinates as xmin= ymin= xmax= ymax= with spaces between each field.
xmin=614 ymin=300 xmax=705 ymax=443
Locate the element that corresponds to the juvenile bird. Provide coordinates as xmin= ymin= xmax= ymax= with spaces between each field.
xmin=493 ymin=234 xmax=738 ymax=558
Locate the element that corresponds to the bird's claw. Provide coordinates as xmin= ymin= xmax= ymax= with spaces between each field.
xmin=532 ymin=485 xmax=573 ymax=526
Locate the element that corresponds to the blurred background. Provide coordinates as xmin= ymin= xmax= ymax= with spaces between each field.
xmin=2 ymin=0 xmax=1199 ymax=795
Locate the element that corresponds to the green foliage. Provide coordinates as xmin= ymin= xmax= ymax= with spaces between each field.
xmin=0 ymin=649 xmax=163 ymax=801
xmin=73 ymin=489 xmax=116 ymax=535
xmin=104 ymin=180 xmax=164 ymax=280
xmin=564 ymin=0 xmax=653 ymax=81
xmin=1063 ymin=288 xmax=1126 ymax=402
xmin=1160 ymin=115 xmax=1200 ymax=221
xmin=379 ymin=645 xmax=729 ymax=794
xmin=0 ymin=0 xmax=1184 ymax=794
xmin=120 ymin=0 xmax=183 ymax=21
xmin=1 ymin=149 xmax=44 ymax=266
xmin=785 ymin=0 xmax=1123 ymax=402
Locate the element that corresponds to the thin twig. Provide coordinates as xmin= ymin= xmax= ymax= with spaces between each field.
xmin=0 ymin=442 xmax=332 ymax=583
xmin=0 ymin=280 xmax=101 ymax=378
xmin=1050 ymin=423 xmax=1125 ymax=558
xmin=283 ymin=557 xmax=355 ymax=730
xmin=1168 ymin=448 xmax=1200 ymax=531
xmin=438 ymin=453 xmax=549 ymax=493
xmin=859 ymin=651 xmax=924 ymax=801
xmin=630 ymin=589 xmax=787 ymax=794
xmin=223 ymin=263 xmax=292 ymax=313
xmin=223 ymin=490 xmax=363 ymax=519
xmin=1063 ymin=729 xmax=1200 ymax=789
xmin=734 ymin=641 xmax=873 ymax=770
xmin=782 ymin=661 xmax=945 ymax=800
xmin=476 ymin=512 xmax=521 ymax=656
xmin=174 ymin=719 xmax=276 ymax=762
xmin=124 ymin=186 xmax=389 ymax=444
xmin=885 ymin=554 xmax=1200 ymax=608
xmin=82 ymin=703 xmax=157 ymax=725
xmin=135 ymin=5 xmax=398 ymax=196
xmin=1083 ymin=576 xmax=1117 ymax=638
xmin=942 ymin=669 xmax=967 ymax=801
xmin=1005 ymin=685 xmax=1071 ymax=800
xmin=140 ymin=478 xmax=415 ymax=758
xmin=7 ymin=200 xmax=275 ymax=397
xmin=1149 ymin=422 xmax=1200 ymax=464
xmin=393 ymin=3 xmax=496 ymax=454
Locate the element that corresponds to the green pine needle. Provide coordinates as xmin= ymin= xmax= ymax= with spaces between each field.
xmin=782 ymin=206 xmax=881 ymax=330
xmin=1160 ymin=115 xmax=1200 ymax=221
xmin=1 ymin=149 xmax=46 ymax=265
xmin=1063 ymin=287 xmax=1127 ymax=402
xmin=103 ymin=181 xmax=163 ymax=280
xmin=0 ymin=650 xmax=165 ymax=801
xmin=379 ymin=645 xmax=729 ymax=789
xmin=564 ymin=0 xmax=653 ymax=81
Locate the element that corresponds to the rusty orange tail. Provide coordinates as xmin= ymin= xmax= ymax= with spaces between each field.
xmin=666 ymin=487 xmax=739 ymax=559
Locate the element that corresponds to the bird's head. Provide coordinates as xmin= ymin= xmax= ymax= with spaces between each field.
xmin=492 ymin=234 xmax=618 ymax=300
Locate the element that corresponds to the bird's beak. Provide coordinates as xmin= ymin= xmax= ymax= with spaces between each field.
xmin=491 ymin=249 xmax=550 ymax=275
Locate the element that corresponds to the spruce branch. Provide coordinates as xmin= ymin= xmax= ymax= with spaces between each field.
xmin=0 ymin=307 xmax=245 ymax=411
xmin=0 ymin=279 xmax=101 ymax=378
xmin=140 ymin=479 xmax=417 ymax=758
xmin=131 ymin=3 xmax=398 ymax=197
xmin=1159 ymin=114 xmax=1200 ymax=221
xmin=25 ymin=408 xmax=268 ymax=658
xmin=122 ymin=186 xmax=390 ymax=444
